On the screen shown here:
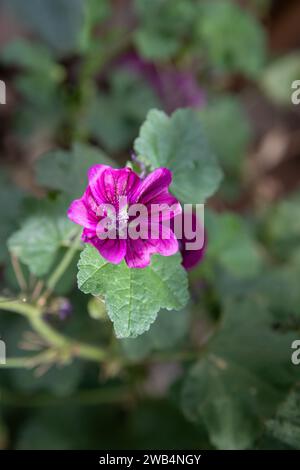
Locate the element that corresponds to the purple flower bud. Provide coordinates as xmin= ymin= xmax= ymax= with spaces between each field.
xmin=172 ymin=212 xmax=206 ymax=271
xmin=58 ymin=298 xmax=72 ymax=320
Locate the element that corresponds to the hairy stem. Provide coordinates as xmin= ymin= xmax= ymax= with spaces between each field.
xmin=0 ymin=350 xmax=57 ymax=369
xmin=0 ymin=297 xmax=108 ymax=364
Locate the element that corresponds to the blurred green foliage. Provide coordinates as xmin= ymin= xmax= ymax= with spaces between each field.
xmin=0 ymin=0 xmax=299 ymax=452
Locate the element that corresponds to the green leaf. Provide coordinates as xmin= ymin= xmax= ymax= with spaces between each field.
xmin=181 ymin=298 xmax=297 ymax=449
xmin=134 ymin=30 xmax=180 ymax=61
xmin=1 ymin=40 xmax=65 ymax=136
xmin=0 ymin=39 xmax=64 ymax=80
xmin=133 ymin=0 xmax=194 ymax=61
xmin=79 ymin=0 xmax=111 ymax=52
xmin=8 ymin=202 xmax=76 ymax=277
xmin=134 ymin=109 xmax=223 ymax=204
xmin=15 ymin=407 xmax=88 ymax=450
xmin=12 ymin=81 xmax=66 ymax=137
xmin=77 ymin=245 xmax=189 ymax=338
xmin=264 ymin=387 xmax=300 ymax=449
xmin=36 ymin=143 xmax=114 ymax=199
xmin=129 ymin=400 xmax=211 ymax=449
xmin=264 ymin=191 xmax=300 ymax=260
xmin=199 ymin=97 xmax=251 ymax=174
xmin=85 ymin=71 xmax=159 ymax=152
xmin=7 ymin=0 xmax=85 ymax=56
xmin=196 ymin=1 xmax=266 ymax=78
xmin=261 ymin=53 xmax=300 ymax=105
xmin=205 ymin=211 xmax=263 ymax=279
xmin=121 ymin=307 xmax=190 ymax=360
xmin=256 ymin=264 xmax=300 ymax=326
xmin=199 ymin=96 xmax=251 ymax=200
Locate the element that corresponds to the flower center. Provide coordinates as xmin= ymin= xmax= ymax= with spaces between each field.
xmin=102 ymin=201 xmax=129 ymax=237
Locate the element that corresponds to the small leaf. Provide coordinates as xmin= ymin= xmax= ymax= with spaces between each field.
xmin=77 ymin=245 xmax=189 ymax=338
xmin=121 ymin=307 xmax=190 ymax=360
xmin=134 ymin=30 xmax=180 ymax=61
xmin=264 ymin=191 xmax=300 ymax=260
xmin=264 ymin=387 xmax=300 ymax=449
xmin=256 ymin=264 xmax=300 ymax=325
xmin=36 ymin=143 xmax=114 ymax=199
xmin=261 ymin=53 xmax=300 ymax=105
xmin=199 ymin=96 xmax=251 ymax=200
xmin=133 ymin=0 xmax=193 ymax=61
xmin=134 ymin=109 xmax=223 ymax=204
xmin=1 ymin=39 xmax=64 ymax=80
xmin=85 ymin=71 xmax=159 ymax=152
xmin=205 ymin=211 xmax=263 ymax=279
xmin=7 ymin=0 xmax=86 ymax=56
xmin=8 ymin=201 xmax=76 ymax=277
xmin=196 ymin=1 xmax=266 ymax=78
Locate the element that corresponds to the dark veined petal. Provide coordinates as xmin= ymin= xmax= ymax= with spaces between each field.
xmin=88 ymin=165 xmax=140 ymax=205
xmin=131 ymin=168 xmax=181 ymax=220
xmin=89 ymin=235 xmax=127 ymax=265
xmin=125 ymin=238 xmax=157 ymax=268
xmin=125 ymin=223 xmax=178 ymax=268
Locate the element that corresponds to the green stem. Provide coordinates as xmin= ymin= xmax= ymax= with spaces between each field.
xmin=0 ymin=297 xmax=207 ymax=367
xmin=0 ymin=298 xmax=38 ymax=317
xmin=0 ymin=297 xmax=107 ymax=364
xmin=45 ymin=230 xmax=82 ymax=295
xmin=10 ymin=253 xmax=27 ymax=293
xmin=0 ymin=350 xmax=57 ymax=369
xmin=29 ymin=315 xmax=107 ymax=362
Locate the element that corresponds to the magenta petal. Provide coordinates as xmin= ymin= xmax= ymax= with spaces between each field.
xmin=125 ymin=239 xmax=156 ymax=268
xmin=67 ymin=196 xmax=98 ymax=230
xmin=90 ymin=236 xmax=126 ymax=265
xmin=153 ymin=224 xmax=179 ymax=257
xmin=132 ymin=168 xmax=181 ymax=220
xmin=81 ymin=228 xmax=96 ymax=242
xmin=132 ymin=168 xmax=172 ymax=204
xmin=87 ymin=164 xmax=110 ymax=204
xmin=181 ymin=241 xmax=206 ymax=270
xmin=125 ymin=224 xmax=178 ymax=268
xmin=171 ymin=212 xmax=206 ymax=271
xmin=88 ymin=165 xmax=140 ymax=205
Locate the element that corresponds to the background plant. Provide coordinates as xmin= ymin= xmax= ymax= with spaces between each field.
xmin=0 ymin=0 xmax=299 ymax=450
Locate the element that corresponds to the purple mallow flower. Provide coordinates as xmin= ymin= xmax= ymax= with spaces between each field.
xmin=67 ymin=165 xmax=181 ymax=268
xmin=117 ymin=52 xmax=206 ymax=113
